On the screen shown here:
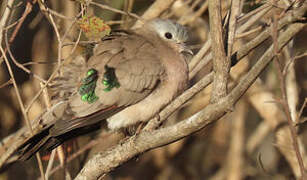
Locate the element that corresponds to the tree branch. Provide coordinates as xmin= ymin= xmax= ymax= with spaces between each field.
xmin=209 ymin=0 xmax=230 ymax=102
xmin=75 ymin=21 xmax=306 ymax=180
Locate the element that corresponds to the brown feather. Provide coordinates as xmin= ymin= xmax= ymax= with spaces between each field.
xmin=16 ymin=19 xmax=190 ymax=160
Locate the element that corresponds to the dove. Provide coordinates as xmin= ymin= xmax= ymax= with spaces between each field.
xmin=17 ymin=18 xmax=192 ymax=160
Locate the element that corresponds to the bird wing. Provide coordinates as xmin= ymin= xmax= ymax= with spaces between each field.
xmin=17 ymin=31 xmax=166 ymax=159
xmin=49 ymin=31 xmax=165 ymax=136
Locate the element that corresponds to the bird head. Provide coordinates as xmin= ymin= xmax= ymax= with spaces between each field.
xmin=142 ymin=19 xmax=193 ymax=56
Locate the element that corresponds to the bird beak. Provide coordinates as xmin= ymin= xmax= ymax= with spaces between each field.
xmin=179 ymin=44 xmax=194 ymax=56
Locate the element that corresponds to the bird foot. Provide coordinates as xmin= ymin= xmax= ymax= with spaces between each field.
xmin=135 ymin=122 xmax=146 ymax=135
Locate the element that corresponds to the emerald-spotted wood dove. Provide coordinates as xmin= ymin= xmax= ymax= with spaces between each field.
xmin=18 ymin=19 xmax=191 ymax=160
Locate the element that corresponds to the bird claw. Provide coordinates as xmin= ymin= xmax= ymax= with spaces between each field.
xmin=135 ymin=122 xmax=145 ymax=135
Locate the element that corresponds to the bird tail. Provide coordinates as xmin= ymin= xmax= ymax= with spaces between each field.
xmin=16 ymin=100 xmax=123 ymax=160
xmin=16 ymin=106 xmax=122 ymax=160
xmin=18 ymin=126 xmax=52 ymax=161
xmin=17 ymin=121 xmax=103 ymax=161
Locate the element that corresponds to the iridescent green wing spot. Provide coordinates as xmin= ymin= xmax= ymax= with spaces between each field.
xmin=102 ymin=66 xmax=120 ymax=92
xmin=79 ymin=68 xmax=99 ymax=103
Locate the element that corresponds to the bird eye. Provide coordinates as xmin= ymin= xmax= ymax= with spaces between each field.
xmin=164 ymin=32 xmax=173 ymax=39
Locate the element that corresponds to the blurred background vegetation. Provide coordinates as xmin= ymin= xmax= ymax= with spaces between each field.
xmin=0 ymin=0 xmax=306 ymax=179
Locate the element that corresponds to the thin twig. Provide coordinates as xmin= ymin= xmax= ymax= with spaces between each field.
xmin=43 ymin=139 xmax=101 ymax=179
xmin=24 ymin=0 xmax=78 ymax=113
xmin=42 ymin=8 xmax=75 ymax=20
xmin=283 ymin=52 xmax=307 ymax=75
xmin=297 ymin=98 xmax=307 ymax=122
xmin=0 ymin=1 xmax=36 ymax=66
xmin=40 ymin=82 xmax=54 ymax=180
xmin=0 ymin=0 xmax=14 ymax=45
xmin=272 ymin=0 xmax=305 ymax=177
xmin=180 ymin=1 xmax=209 ymax=25
xmin=188 ymin=39 xmax=211 ymax=72
xmin=237 ymin=4 xmax=272 ymax=33
xmin=0 ymin=46 xmax=46 ymax=180
xmin=188 ymin=3 xmax=274 ymax=82
xmin=0 ymin=79 xmax=13 ymax=89
xmin=237 ymin=3 xmax=270 ymax=23
xmin=0 ymin=2 xmax=24 ymax=31
xmin=227 ymin=0 xmax=242 ymax=64
xmin=90 ymin=1 xmax=141 ymax=21
xmin=8 ymin=2 xmax=33 ymax=45
xmin=0 ymin=0 xmax=46 ymax=177
xmin=235 ymin=25 xmax=264 ymax=39
xmin=132 ymin=0 xmax=175 ymax=28
xmin=5 ymin=29 xmax=47 ymax=83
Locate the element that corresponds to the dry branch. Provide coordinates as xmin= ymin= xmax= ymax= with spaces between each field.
xmin=0 ymin=1 xmax=306 ymax=179
xmin=75 ymin=21 xmax=306 ymax=180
